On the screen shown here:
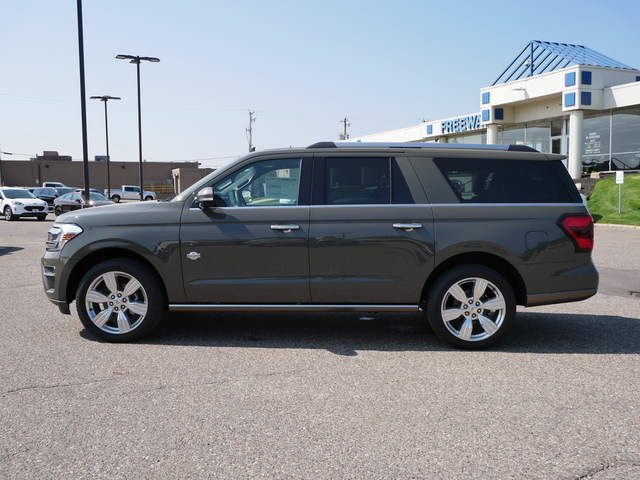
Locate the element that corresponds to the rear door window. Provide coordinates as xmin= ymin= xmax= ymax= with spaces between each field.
xmin=319 ymin=157 xmax=413 ymax=205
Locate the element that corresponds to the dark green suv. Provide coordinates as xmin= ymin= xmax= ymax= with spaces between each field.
xmin=42 ymin=142 xmax=598 ymax=349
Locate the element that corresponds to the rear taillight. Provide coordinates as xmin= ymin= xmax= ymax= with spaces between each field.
xmin=558 ymin=214 xmax=594 ymax=252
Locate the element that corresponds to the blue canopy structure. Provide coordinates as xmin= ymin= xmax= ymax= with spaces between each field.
xmin=493 ymin=40 xmax=637 ymax=86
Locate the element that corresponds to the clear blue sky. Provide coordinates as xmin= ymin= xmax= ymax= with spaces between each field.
xmin=2 ymin=0 xmax=640 ymax=168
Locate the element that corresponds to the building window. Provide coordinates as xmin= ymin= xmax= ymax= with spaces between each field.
xmin=583 ymin=112 xmax=610 ymax=171
xmin=524 ymin=121 xmax=551 ymax=153
xmin=482 ymin=92 xmax=490 ymax=104
xmin=612 ymin=107 xmax=640 ymax=170
xmin=582 ymin=108 xmax=640 ymax=171
xmin=581 ymin=92 xmax=592 ymax=106
xmin=446 ymin=132 xmax=487 ymax=145
xmin=565 ymin=72 xmax=576 ymax=87
xmin=565 ymin=93 xmax=576 ymax=107
xmin=499 ymin=126 xmax=526 ymax=146
xmin=581 ymin=71 xmax=592 ymax=85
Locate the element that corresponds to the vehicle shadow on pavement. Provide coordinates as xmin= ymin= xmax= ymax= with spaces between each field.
xmin=105 ymin=310 xmax=640 ymax=355
xmin=0 ymin=246 xmax=24 ymax=257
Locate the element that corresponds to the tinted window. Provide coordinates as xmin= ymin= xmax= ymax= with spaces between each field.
xmin=323 ymin=157 xmax=413 ymax=205
xmin=434 ymin=158 xmax=574 ymax=203
xmin=214 ymin=158 xmax=302 ymax=207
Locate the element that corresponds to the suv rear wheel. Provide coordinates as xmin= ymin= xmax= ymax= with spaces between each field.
xmin=76 ymin=259 xmax=165 ymax=342
xmin=426 ymin=265 xmax=515 ymax=349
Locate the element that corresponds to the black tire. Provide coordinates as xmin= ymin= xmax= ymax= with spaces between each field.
xmin=54 ymin=206 xmax=62 ymax=216
xmin=112 ymin=195 xmax=121 ymax=203
xmin=75 ymin=259 xmax=165 ymax=342
xmin=426 ymin=265 xmax=515 ymax=349
xmin=144 ymin=195 xmax=154 ymax=201
xmin=4 ymin=206 xmax=16 ymax=221
xmin=37 ymin=215 xmax=47 ymax=221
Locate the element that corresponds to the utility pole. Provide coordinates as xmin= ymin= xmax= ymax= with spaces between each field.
xmin=246 ymin=110 xmax=256 ymax=152
xmin=339 ymin=117 xmax=350 ymax=140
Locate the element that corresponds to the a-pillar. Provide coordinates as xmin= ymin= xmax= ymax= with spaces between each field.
xmin=486 ymin=124 xmax=499 ymax=145
xmin=568 ymin=110 xmax=583 ymax=180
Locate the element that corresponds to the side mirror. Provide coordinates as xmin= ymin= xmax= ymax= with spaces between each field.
xmin=196 ymin=187 xmax=217 ymax=210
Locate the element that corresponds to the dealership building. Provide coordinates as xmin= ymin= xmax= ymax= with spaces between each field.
xmin=350 ymin=41 xmax=640 ymax=179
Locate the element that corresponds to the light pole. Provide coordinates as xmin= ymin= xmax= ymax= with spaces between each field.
xmin=115 ymin=54 xmax=160 ymax=201
xmin=90 ymin=95 xmax=120 ymax=199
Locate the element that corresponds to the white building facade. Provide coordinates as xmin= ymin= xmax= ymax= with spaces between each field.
xmin=349 ymin=41 xmax=640 ymax=179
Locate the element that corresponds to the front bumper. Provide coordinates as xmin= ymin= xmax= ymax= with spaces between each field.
xmin=15 ymin=205 xmax=48 ymax=217
xmin=41 ymin=254 xmax=72 ymax=315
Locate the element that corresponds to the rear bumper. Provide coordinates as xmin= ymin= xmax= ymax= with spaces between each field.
xmin=523 ymin=259 xmax=599 ymax=307
xmin=525 ymin=287 xmax=597 ymax=307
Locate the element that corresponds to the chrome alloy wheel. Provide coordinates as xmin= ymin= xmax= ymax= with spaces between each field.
xmin=84 ymin=271 xmax=149 ymax=335
xmin=440 ymin=276 xmax=506 ymax=342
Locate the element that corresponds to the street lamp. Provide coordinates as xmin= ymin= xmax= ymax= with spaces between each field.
xmin=115 ymin=54 xmax=160 ymax=201
xmin=90 ymin=95 xmax=120 ymax=199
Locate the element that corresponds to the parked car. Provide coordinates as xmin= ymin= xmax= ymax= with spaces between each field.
xmin=33 ymin=187 xmax=78 ymax=210
xmin=54 ymin=191 xmax=114 ymax=216
xmin=75 ymin=188 xmax=104 ymax=196
xmin=106 ymin=185 xmax=156 ymax=202
xmin=42 ymin=181 xmax=67 ymax=188
xmin=42 ymin=142 xmax=598 ymax=349
xmin=1 ymin=187 xmax=48 ymax=221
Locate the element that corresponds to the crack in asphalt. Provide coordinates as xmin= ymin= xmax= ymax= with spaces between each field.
xmin=2 ymin=377 xmax=115 ymax=396
xmin=576 ymin=461 xmax=640 ymax=479
xmin=2 ymin=367 xmax=307 ymax=397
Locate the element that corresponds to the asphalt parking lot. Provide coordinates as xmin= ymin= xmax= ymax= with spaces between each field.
xmin=1 ymin=217 xmax=639 ymax=480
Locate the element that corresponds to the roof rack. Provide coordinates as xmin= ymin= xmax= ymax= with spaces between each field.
xmin=307 ymin=141 xmax=539 ymax=153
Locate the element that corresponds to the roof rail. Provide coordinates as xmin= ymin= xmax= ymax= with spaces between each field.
xmin=307 ymin=141 xmax=539 ymax=153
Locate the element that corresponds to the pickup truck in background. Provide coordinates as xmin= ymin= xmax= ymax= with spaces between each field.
xmin=42 ymin=182 xmax=67 ymax=188
xmin=105 ymin=185 xmax=156 ymax=202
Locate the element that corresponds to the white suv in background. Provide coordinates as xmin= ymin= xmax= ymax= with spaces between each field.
xmin=0 ymin=187 xmax=49 ymax=221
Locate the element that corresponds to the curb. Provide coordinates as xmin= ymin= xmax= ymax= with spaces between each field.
xmin=594 ymin=223 xmax=640 ymax=230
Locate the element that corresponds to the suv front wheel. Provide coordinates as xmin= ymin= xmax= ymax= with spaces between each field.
xmin=426 ymin=265 xmax=515 ymax=349
xmin=4 ymin=206 xmax=16 ymax=221
xmin=76 ymin=259 xmax=165 ymax=342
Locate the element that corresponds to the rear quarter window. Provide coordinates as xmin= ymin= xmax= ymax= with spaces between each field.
xmin=434 ymin=158 xmax=578 ymax=203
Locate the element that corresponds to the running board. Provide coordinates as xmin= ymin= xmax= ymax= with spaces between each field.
xmin=168 ymin=304 xmax=421 ymax=313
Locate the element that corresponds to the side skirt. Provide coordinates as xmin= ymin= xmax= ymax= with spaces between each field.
xmin=169 ymin=304 xmax=421 ymax=313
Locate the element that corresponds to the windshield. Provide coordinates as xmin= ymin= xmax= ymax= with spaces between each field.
xmin=2 ymin=189 xmax=36 ymax=199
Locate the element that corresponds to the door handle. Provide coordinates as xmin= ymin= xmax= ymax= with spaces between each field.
xmin=271 ymin=224 xmax=300 ymax=232
xmin=393 ymin=223 xmax=423 ymax=232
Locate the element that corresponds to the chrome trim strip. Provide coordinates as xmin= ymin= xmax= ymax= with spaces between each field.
xmin=169 ymin=304 xmax=421 ymax=312
xmin=430 ymin=203 xmax=586 ymax=207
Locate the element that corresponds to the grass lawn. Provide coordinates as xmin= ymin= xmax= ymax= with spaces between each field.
xmin=587 ymin=173 xmax=640 ymax=226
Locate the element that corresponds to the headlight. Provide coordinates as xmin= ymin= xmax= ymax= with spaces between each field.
xmin=46 ymin=223 xmax=83 ymax=252
xmin=12 ymin=201 xmax=24 ymax=206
